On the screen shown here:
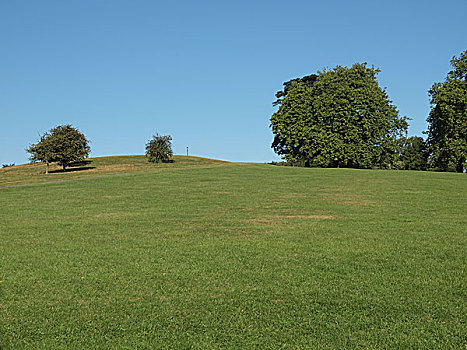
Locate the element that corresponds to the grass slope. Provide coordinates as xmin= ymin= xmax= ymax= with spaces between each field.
xmin=0 ymin=156 xmax=466 ymax=348
xmin=0 ymin=155 xmax=231 ymax=187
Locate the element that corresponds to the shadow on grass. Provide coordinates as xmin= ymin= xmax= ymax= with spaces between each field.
xmin=48 ymin=166 xmax=96 ymax=174
xmin=47 ymin=160 xmax=95 ymax=173
xmin=151 ymin=159 xmax=174 ymax=164
xmin=69 ymin=160 xmax=93 ymax=167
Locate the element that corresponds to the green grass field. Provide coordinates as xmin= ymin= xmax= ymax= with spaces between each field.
xmin=1 ymin=156 xmax=466 ymax=348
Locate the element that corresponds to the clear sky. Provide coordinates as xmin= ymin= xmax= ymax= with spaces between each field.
xmin=1 ymin=0 xmax=466 ymax=165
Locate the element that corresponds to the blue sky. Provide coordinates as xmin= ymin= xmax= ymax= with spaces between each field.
xmin=1 ymin=0 xmax=466 ymax=164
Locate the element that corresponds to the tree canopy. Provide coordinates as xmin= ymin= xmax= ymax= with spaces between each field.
xmin=27 ymin=125 xmax=90 ymax=173
xmin=426 ymin=50 xmax=467 ymax=173
xmin=270 ymin=63 xmax=408 ymax=168
xmin=398 ymin=136 xmax=428 ymax=171
xmin=26 ymin=132 xmax=53 ymax=173
xmin=145 ymin=134 xmax=173 ymax=163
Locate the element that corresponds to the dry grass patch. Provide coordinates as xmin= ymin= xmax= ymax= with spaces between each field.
xmin=89 ymin=195 xmax=122 ymax=200
xmin=273 ymin=214 xmax=335 ymax=219
xmin=245 ymin=213 xmax=335 ymax=226
xmin=278 ymin=193 xmax=308 ymax=199
xmin=93 ymin=212 xmax=137 ymax=219
xmin=324 ymin=192 xmax=375 ymax=206
xmin=228 ymin=206 xmax=255 ymax=212
xmin=245 ymin=218 xmax=286 ymax=226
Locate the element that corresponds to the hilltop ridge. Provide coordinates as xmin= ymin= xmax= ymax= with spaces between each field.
xmin=0 ymin=155 xmax=236 ymax=187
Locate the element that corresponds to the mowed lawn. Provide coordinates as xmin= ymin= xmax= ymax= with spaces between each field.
xmin=0 ymin=156 xmax=466 ymax=349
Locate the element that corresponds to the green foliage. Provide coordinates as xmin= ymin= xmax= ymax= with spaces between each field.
xmin=426 ymin=50 xmax=467 ymax=173
xmin=26 ymin=132 xmax=52 ymax=163
xmin=272 ymin=74 xmax=318 ymax=107
xmin=145 ymin=134 xmax=173 ymax=163
xmin=26 ymin=125 xmax=90 ymax=172
xmin=398 ymin=136 xmax=428 ymax=170
xmin=270 ymin=63 xmax=408 ymax=168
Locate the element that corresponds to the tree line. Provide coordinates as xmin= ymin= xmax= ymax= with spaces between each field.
xmin=23 ymin=50 xmax=465 ymax=174
xmin=270 ymin=50 xmax=466 ymax=172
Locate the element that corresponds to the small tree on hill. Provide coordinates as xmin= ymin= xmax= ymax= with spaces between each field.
xmin=27 ymin=125 xmax=91 ymax=173
xmin=145 ymin=134 xmax=173 ymax=163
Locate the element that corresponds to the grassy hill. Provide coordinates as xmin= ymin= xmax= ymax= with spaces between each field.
xmin=0 ymin=156 xmax=465 ymax=348
xmin=0 ymin=155 xmax=233 ymax=187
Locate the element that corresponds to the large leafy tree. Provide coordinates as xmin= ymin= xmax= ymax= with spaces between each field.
xmin=27 ymin=125 xmax=90 ymax=172
xmin=426 ymin=50 xmax=467 ymax=173
xmin=270 ymin=63 xmax=408 ymax=168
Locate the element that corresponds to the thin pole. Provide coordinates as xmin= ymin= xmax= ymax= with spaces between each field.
xmin=186 ymin=146 xmax=189 ymax=156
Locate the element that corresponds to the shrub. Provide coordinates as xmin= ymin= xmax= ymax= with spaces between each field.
xmin=145 ymin=134 xmax=173 ymax=163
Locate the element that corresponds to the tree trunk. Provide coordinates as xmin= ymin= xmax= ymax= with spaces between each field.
xmin=46 ymin=161 xmax=49 ymax=174
xmin=62 ymin=164 xmax=66 ymax=171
